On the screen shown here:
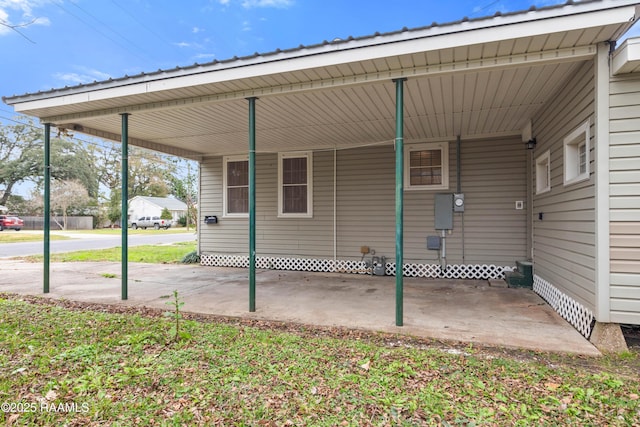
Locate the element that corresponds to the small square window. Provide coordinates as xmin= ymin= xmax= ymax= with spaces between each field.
xmin=404 ymin=142 xmax=449 ymax=190
xmin=564 ymin=121 xmax=590 ymax=185
xmin=536 ymin=150 xmax=551 ymax=195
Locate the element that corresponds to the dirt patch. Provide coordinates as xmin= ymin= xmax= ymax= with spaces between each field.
xmin=622 ymin=324 xmax=640 ymax=351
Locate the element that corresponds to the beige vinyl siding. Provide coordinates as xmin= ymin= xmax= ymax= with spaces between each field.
xmin=532 ymin=60 xmax=596 ymax=311
xmin=335 ymin=145 xmax=396 ymax=261
xmin=200 ymin=152 xmax=335 ymax=257
xmin=456 ymin=138 xmax=527 ymax=264
xmin=609 ymin=72 xmax=640 ymax=324
xmin=201 ymin=137 xmax=527 ymax=266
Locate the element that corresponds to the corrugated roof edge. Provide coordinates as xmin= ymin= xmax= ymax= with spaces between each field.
xmin=1 ymin=0 xmax=602 ymax=103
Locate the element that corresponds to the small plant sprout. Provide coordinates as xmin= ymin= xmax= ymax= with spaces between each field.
xmin=163 ymin=290 xmax=191 ymax=342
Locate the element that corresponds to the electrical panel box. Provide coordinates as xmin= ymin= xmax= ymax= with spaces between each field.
xmin=427 ymin=235 xmax=441 ymax=250
xmin=434 ymin=193 xmax=453 ymax=230
xmin=453 ymin=193 xmax=465 ymax=212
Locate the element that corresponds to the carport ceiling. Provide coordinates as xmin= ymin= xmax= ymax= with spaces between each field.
xmin=55 ymin=60 xmax=583 ymax=159
xmin=5 ymin=1 xmax=639 ymax=159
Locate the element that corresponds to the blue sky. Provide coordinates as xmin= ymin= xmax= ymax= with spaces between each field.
xmin=4 ymin=0 xmax=639 ymax=104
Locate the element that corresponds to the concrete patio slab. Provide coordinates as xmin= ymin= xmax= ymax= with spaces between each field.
xmin=0 ymin=260 xmax=600 ymax=356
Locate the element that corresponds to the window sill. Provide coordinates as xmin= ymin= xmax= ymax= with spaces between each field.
xmin=405 ymin=185 xmax=449 ymax=191
xmin=563 ymin=174 xmax=589 ymax=187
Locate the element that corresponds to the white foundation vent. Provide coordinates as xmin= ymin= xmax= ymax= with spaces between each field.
xmin=533 ymin=274 xmax=594 ymax=338
xmin=201 ymin=254 xmax=510 ymax=280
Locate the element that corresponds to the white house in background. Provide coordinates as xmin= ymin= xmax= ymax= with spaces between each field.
xmin=128 ymin=196 xmax=187 ymax=225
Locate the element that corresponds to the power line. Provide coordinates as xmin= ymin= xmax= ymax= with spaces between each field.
xmin=68 ymin=0 xmax=157 ymax=62
xmin=53 ymin=0 xmax=150 ymax=65
xmin=0 ymin=18 xmax=37 ymax=43
xmin=109 ymin=0 xmax=175 ymax=49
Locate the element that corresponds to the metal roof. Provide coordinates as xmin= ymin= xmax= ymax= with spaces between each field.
xmin=131 ymin=196 xmax=187 ymax=211
xmin=4 ymin=0 xmax=640 ymax=159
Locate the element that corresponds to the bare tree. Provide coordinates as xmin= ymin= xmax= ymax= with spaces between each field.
xmin=50 ymin=180 xmax=91 ymax=230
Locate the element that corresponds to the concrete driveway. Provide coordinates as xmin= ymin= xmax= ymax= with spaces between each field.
xmin=0 ymin=259 xmax=600 ymax=356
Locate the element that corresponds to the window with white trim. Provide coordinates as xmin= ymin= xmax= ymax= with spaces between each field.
xmin=563 ymin=121 xmax=590 ymax=185
xmin=278 ymin=152 xmax=313 ymax=217
xmin=535 ymin=150 xmax=551 ymax=195
xmin=223 ymin=156 xmax=248 ymax=216
xmin=404 ymin=142 xmax=449 ymax=190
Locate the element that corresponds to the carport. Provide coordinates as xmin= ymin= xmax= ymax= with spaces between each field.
xmin=3 ymin=1 xmax=640 ymax=340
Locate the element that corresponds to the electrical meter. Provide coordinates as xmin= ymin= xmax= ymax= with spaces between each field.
xmin=453 ymin=193 xmax=465 ymax=212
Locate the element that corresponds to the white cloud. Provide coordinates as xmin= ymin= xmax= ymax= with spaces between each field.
xmin=53 ymin=67 xmax=111 ymax=85
xmin=0 ymin=9 xmax=10 ymax=35
xmin=0 ymin=0 xmax=36 ymax=16
xmin=241 ymin=0 xmax=293 ymax=9
xmin=174 ymin=41 xmax=191 ymax=48
xmin=192 ymin=26 xmax=204 ymax=33
xmin=193 ymin=52 xmax=216 ymax=61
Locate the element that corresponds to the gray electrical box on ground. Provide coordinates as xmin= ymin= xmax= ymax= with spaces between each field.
xmin=434 ymin=193 xmax=453 ymax=230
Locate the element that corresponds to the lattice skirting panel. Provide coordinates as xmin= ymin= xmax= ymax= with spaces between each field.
xmin=533 ymin=275 xmax=594 ymax=338
xmin=386 ymin=262 xmax=510 ymax=279
xmin=201 ymin=254 xmax=511 ymax=280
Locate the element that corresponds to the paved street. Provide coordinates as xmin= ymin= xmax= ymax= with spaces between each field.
xmin=0 ymin=230 xmax=196 ymax=258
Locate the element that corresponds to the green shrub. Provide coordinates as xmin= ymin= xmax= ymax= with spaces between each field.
xmin=181 ymin=250 xmax=200 ymax=264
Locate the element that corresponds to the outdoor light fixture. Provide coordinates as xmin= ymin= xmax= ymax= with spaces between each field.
xmin=522 ymin=120 xmax=536 ymax=150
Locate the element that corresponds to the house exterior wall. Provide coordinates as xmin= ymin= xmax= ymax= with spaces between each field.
xmin=532 ymin=61 xmax=597 ymax=312
xmin=128 ymin=198 xmax=162 ymax=222
xmin=199 ymin=136 xmax=527 ymax=267
xmin=609 ymin=72 xmax=640 ymax=325
xmin=128 ymin=197 xmax=186 ymax=224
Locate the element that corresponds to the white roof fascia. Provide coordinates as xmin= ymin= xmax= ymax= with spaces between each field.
xmin=612 ymin=37 xmax=640 ymax=74
xmin=6 ymin=1 xmax=640 ymax=114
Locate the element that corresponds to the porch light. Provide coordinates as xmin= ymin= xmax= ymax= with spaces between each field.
xmin=525 ymin=138 xmax=537 ymax=150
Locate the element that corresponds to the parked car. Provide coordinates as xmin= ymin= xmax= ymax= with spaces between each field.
xmin=129 ymin=216 xmax=171 ymax=230
xmin=0 ymin=215 xmax=24 ymax=231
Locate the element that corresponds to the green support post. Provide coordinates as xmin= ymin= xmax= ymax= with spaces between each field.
xmin=121 ymin=113 xmax=130 ymax=300
xmin=43 ymin=123 xmax=51 ymax=294
xmin=394 ymin=78 xmax=406 ymax=327
xmin=247 ymin=97 xmax=257 ymax=312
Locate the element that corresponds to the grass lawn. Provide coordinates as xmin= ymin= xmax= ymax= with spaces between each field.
xmin=0 ymin=295 xmax=639 ymax=426
xmin=21 ymin=241 xmax=197 ymax=263
xmin=0 ymin=233 xmax=69 ymax=243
